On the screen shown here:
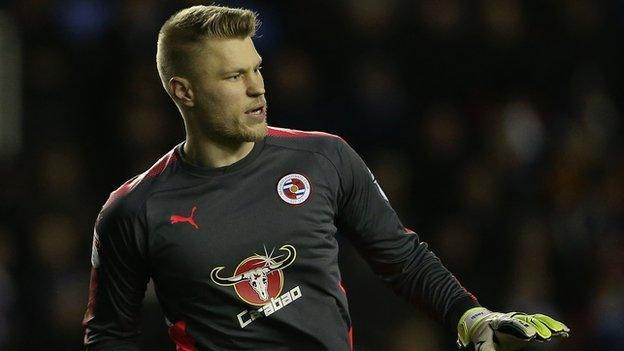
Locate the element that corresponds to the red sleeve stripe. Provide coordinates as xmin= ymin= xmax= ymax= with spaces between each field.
xmin=168 ymin=320 xmax=195 ymax=351
xmin=338 ymin=281 xmax=353 ymax=350
xmin=338 ymin=280 xmax=347 ymax=294
xmin=103 ymin=150 xmax=178 ymax=210
xmin=348 ymin=326 xmax=354 ymax=351
xmin=267 ymin=126 xmax=342 ymax=139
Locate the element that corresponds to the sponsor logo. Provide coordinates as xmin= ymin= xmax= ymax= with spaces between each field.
xmin=236 ymin=286 xmax=303 ymax=328
xmin=170 ymin=206 xmax=200 ymax=229
xmin=211 ymin=245 xmax=297 ymax=306
xmin=277 ymin=173 xmax=311 ymax=205
xmin=211 ymin=245 xmax=302 ymax=328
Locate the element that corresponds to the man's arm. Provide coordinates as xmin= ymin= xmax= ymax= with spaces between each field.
xmin=333 ymin=139 xmax=479 ymax=330
xmin=333 ymin=139 xmax=569 ymax=349
xmin=83 ymin=194 xmax=150 ymax=350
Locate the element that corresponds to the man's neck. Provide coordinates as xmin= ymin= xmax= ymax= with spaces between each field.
xmin=183 ymin=136 xmax=255 ymax=168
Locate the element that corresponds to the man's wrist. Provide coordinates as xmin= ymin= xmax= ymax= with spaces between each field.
xmin=445 ymin=295 xmax=481 ymax=332
xmin=457 ymin=307 xmax=491 ymax=347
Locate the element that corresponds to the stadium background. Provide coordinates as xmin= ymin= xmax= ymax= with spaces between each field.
xmin=1 ymin=0 xmax=623 ymax=350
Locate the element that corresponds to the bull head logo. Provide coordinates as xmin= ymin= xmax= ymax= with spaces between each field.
xmin=211 ymin=245 xmax=296 ymax=303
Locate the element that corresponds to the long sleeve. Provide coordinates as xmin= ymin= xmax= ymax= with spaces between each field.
xmin=334 ymin=140 xmax=479 ymax=330
xmin=83 ymin=193 xmax=150 ymax=350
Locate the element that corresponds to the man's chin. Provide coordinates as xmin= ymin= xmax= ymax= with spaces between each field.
xmin=240 ymin=120 xmax=268 ymax=142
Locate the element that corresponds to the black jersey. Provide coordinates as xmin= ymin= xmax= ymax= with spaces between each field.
xmin=83 ymin=127 xmax=479 ymax=350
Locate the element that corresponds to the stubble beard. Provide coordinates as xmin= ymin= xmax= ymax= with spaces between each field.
xmin=234 ymin=117 xmax=268 ymax=142
xmin=201 ymin=109 xmax=268 ymax=144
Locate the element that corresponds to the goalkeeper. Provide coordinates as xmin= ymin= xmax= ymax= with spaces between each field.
xmin=83 ymin=4 xmax=569 ymax=351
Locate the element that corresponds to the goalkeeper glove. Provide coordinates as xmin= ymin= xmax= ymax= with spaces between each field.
xmin=457 ymin=307 xmax=570 ymax=351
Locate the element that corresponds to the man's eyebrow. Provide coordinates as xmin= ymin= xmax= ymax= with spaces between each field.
xmin=220 ymin=58 xmax=263 ymax=75
xmin=221 ymin=68 xmax=244 ymax=75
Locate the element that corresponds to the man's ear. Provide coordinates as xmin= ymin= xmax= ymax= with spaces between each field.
xmin=169 ymin=77 xmax=194 ymax=107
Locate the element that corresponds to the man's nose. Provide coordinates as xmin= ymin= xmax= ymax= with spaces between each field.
xmin=247 ymin=74 xmax=265 ymax=97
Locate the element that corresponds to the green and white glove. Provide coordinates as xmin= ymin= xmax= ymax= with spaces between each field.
xmin=457 ymin=307 xmax=570 ymax=351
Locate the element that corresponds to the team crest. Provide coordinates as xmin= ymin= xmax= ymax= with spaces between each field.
xmin=277 ymin=173 xmax=311 ymax=205
xmin=211 ymin=245 xmax=297 ymax=306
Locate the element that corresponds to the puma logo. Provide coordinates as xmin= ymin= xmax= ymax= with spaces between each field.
xmin=170 ymin=206 xmax=200 ymax=229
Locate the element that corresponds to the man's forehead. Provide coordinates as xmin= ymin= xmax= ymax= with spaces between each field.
xmin=198 ymin=37 xmax=261 ymax=70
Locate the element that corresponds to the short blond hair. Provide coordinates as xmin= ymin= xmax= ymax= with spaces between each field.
xmin=156 ymin=5 xmax=259 ymax=90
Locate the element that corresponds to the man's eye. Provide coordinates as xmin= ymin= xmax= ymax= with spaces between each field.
xmin=228 ymin=74 xmax=241 ymax=80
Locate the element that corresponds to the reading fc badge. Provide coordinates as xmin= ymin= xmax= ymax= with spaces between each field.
xmin=277 ymin=173 xmax=311 ymax=205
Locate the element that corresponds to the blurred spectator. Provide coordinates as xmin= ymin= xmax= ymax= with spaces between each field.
xmin=345 ymin=0 xmax=399 ymax=39
xmin=390 ymin=316 xmax=444 ymax=351
xmin=479 ymin=0 xmax=525 ymax=45
xmin=367 ymin=147 xmax=414 ymax=218
xmin=347 ymin=55 xmax=408 ymax=142
xmin=267 ymin=48 xmax=322 ymax=130
xmin=560 ymin=0 xmax=607 ymax=39
xmin=590 ymin=241 xmax=624 ymax=350
xmin=0 ymin=227 xmax=16 ymax=349
xmin=420 ymin=101 xmax=466 ymax=163
xmin=501 ymin=99 xmax=544 ymax=168
xmin=26 ymin=214 xmax=87 ymax=348
xmin=419 ymin=0 xmax=464 ymax=39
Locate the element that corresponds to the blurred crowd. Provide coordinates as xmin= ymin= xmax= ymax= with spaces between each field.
xmin=1 ymin=0 xmax=623 ymax=350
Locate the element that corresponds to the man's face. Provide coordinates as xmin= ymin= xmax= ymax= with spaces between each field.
xmin=188 ymin=36 xmax=267 ymax=142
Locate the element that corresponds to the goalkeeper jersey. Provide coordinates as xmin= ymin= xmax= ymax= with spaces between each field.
xmin=83 ymin=127 xmax=479 ymax=351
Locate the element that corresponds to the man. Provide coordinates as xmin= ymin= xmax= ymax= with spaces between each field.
xmin=83 ymin=5 xmax=569 ymax=351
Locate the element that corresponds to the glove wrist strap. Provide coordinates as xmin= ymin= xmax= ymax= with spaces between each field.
xmin=457 ymin=307 xmax=491 ymax=347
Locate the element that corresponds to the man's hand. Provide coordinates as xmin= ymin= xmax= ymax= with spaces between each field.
xmin=457 ymin=307 xmax=570 ymax=351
